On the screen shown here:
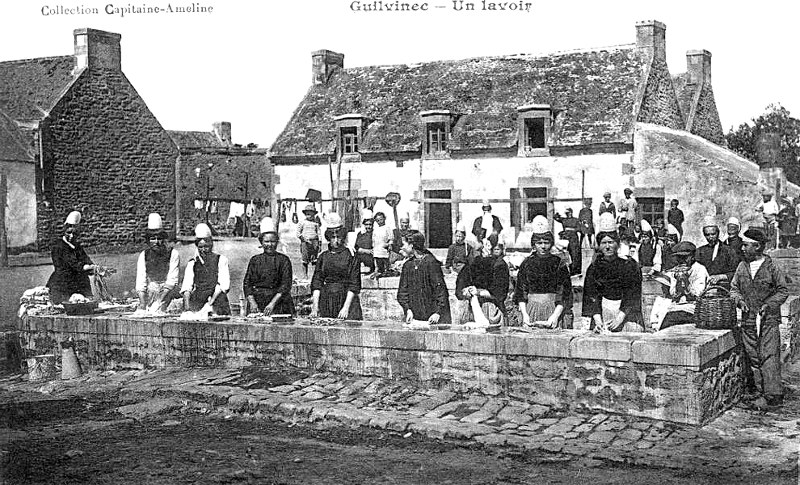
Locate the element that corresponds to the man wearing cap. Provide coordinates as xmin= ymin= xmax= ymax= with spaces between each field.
xmin=617 ymin=188 xmax=638 ymax=232
xmin=653 ymin=241 xmax=709 ymax=330
xmin=445 ymin=223 xmax=473 ymax=274
xmin=472 ymin=202 xmax=503 ymax=249
xmin=696 ymin=217 xmax=739 ymax=287
xmin=354 ymin=209 xmax=375 ymax=274
xmin=135 ymin=213 xmax=180 ymax=312
xmin=181 ymin=223 xmax=231 ymax=315
xmin=598 ymin=192 xmax=616 ymax=220
xmin=730 ymin=228 xmax=789 ymax=409
xmin=723 ymin=217 xmax=744 ymax=263
xmin=296 ymin=204 xmax=321 ymax=279
xmin=46 ymin=211 xmax=101 ymax=303
xmin=243 ymin=217 xmax=295 ymax=316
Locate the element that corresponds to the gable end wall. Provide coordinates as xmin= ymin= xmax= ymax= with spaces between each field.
xmin=38 ymin=68 xmax=178 ymax=251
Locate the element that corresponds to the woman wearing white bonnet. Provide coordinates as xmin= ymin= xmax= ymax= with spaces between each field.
xmin=46 ymin=211 xmax=100 ymax=303
xmin=181 ymin=222 xmax=231 ymax=315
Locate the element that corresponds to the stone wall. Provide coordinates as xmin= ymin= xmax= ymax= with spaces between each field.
xmin=634 ymin=126 xmax=763 ymax=247
xmin=18 ymin=314 xmax=741 ymax=424
xmin=37 ymin=68 xmax=178 ymax=252
xmin=768 ymin=249 xmax=800 ymax=293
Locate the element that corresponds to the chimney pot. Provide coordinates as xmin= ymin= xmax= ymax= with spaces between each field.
xmin=312 ymin=50 xmax=344 ymax=86
xmin=73 ymin=28 xmax=121 ymax=71
xmin=212 ymin=122 xmax=232 ymax=146
xmin=686 ymin=49 xmax=712 ymax=85
xmin=635 ymin=20 xmax=666 ymax=61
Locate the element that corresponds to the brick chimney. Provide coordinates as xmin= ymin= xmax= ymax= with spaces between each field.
xmin=686 ymin=50 xmax=712 ymax=85
xmin=312 ymin=50 xmax=344 ymax=86
xmin=635 ymin=20 xmax=666 ymax=62
xmin=212 ymin=122 xmax=232 ymax=146
xmin=74 ymin=28 xmax=121 ymax=71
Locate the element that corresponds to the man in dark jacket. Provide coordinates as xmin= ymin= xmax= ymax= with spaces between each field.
xmin=696 ymin=217 xmax=739 ymax=287
xmin=730 ymin=228 xmax=789 ymax=409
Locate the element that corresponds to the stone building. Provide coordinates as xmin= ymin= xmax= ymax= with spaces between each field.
xmin=169 ymin=122 xmax=272 ymax=236
xmin=0 ymin=28 xmax=178 ymax=252
xmin=269 ymin=20 xmax=798 ymax=249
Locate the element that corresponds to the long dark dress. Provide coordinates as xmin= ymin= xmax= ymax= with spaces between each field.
xmin=455 ymin=255 xmax=510 ymax=324
xmin=354 ymin=230 xmax=374 ymax=272
xmin=513 ymin=253 xmax=572 ymax=325
xmin=242 ymin=252 xmax=294 ymax=315
xmin=189 ymin=252 xmax=231 ymax=315
xmin=47 ymin=238 xmax=93 ymax=303
xmin=582 ymin=255 xmax=643 ymax=329
xmin=311 ymin=247 xmax=363 ymax=319
xmin=397 ymin=253 xmax=451 ymax=324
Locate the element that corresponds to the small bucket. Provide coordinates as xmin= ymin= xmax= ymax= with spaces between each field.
xmin=26 ymin=354 xmax=56 ymax=382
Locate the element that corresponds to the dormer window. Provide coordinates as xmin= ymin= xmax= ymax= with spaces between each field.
xmin=420 ymin=110 xmax=452 ymax=159
xmin=334 ymin=113 xmax=365 ymax=160
xmin=427 ymin=122 xmax=447 ymax=153
xmin=341 ymin=126 xmax=358 ymax=154
xmin=517 ymin=104 xmax=553 ymax=157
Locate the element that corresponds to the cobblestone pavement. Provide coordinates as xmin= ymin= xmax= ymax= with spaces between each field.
xmin=2 ymin=367 xmax=799 ymax=481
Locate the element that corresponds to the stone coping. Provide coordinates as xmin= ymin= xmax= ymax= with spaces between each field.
xmin=26 ymin=314 xmax=735 ymax=370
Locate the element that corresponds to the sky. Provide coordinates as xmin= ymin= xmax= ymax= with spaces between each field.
xmin=1 ymin=0 xmax=799 ymax=148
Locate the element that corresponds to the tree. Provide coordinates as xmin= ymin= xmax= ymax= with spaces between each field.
xmin=725 ymin=103 xmax=800 ymax=184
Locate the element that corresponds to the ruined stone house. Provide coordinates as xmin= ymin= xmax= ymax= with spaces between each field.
xmin=168 ymin=122 xmax=272 ymax=236
xmin=0 ymin=28 xmax=178 ymax=252
xmin=269 ymin=20 xmax=798 ymax=249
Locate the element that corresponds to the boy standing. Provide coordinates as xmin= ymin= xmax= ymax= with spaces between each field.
xmin=730 ymin=228 xmax=789 ymax=409
xmin=667 ymin=199 xmax=685 ymax=240
xmin=296 ymin=204 xmax=321 ymax=279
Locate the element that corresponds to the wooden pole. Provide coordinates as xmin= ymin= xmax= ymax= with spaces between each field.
xmin=0 ymin=171 xmax=8 ymax=267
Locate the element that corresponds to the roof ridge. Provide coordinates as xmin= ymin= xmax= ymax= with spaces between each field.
xmin=0 ymin=54 xmax=72 ymax=66
xmin=344 ymin=43 xmax=638 ymax=71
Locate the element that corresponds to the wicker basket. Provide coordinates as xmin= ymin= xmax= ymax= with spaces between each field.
xmin=694 ymin=285 xmax=735 ymax=329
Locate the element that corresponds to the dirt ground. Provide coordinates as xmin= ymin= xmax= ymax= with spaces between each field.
xmin=1 ymin=390 xmax=794 ymax=485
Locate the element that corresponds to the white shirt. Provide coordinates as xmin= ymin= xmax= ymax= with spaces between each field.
xmin=749 ymin=257 xmax=765 ymax=278
xmin=481 ymin=213 xmax=495 ymax=234
xmin=372 ymin=224 xmax=392 ymax=258
xmin=180 ymin=253 xmax=230 ymax=294
xmin=135 ymin=248 xmax=180 ymax=292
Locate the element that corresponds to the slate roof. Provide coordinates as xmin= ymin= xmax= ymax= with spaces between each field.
xmin=167 ymin=130 xmax=225 ymax=149
xmin=271 ymin=45 xmax=650 ymax=158
xmin=0 ymin=56 xmax=77 ymax=123
xmin=0 ymin=110 xmax=34 ymax=162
